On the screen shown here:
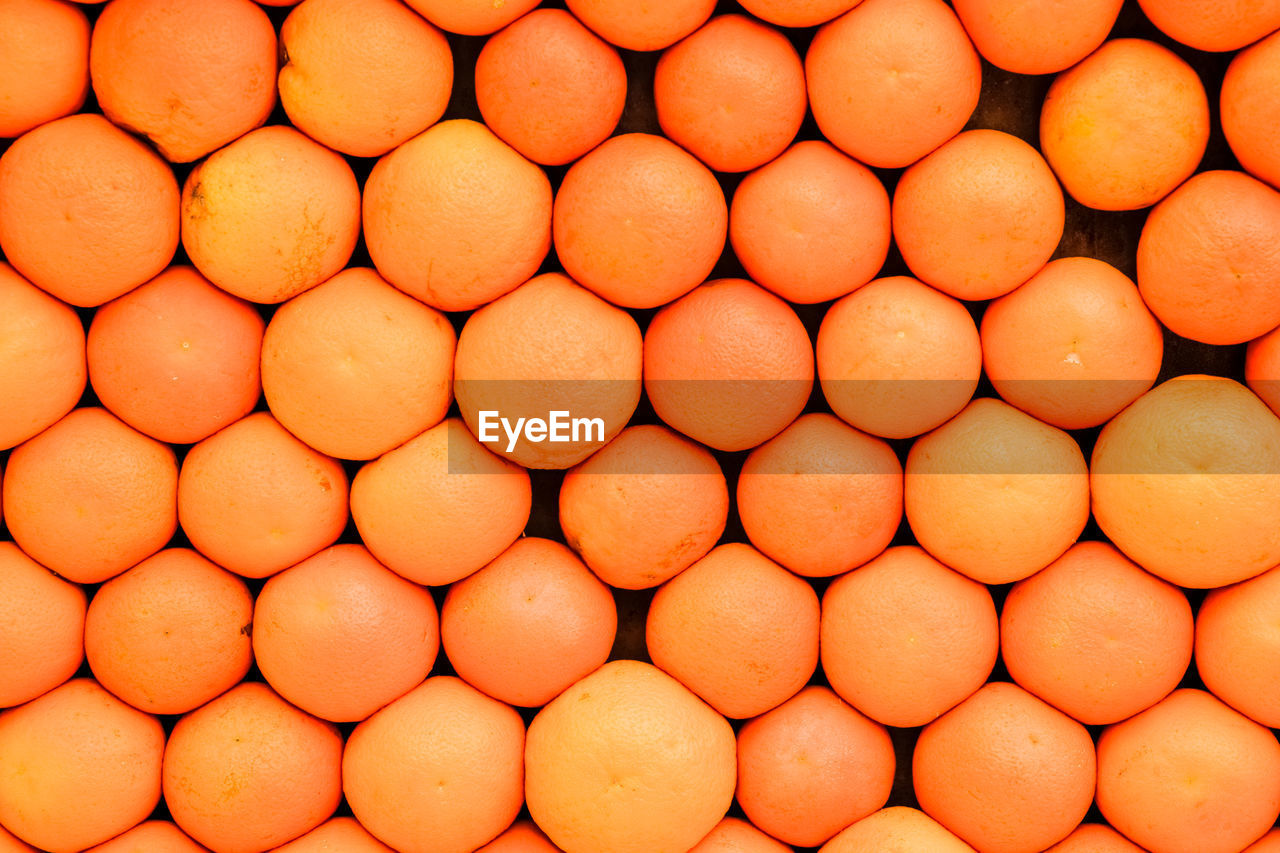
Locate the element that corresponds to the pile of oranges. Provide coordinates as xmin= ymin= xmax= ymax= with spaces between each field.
xmin=4 ymin=0 xmax=1280 ymax=850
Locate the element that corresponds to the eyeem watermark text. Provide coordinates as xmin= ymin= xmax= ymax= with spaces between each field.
xmin=477 ymin=410 xmax=605 ymax=453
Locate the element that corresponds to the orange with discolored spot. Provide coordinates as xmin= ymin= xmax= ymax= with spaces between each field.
xmin=181 ymin=126 xmax=360 ymax=305
xmin=88 ymin=0 xmax=276 ymax=162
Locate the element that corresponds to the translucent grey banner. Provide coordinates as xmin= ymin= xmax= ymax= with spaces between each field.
xmin=444 ymin=379 xmax=1280 ymax=474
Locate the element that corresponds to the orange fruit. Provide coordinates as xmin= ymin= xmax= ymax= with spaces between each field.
xmin=1223 ymin=30 xmax=1280 ymax=191
xmin=1247 ymin=323 xmax=1280 ymax=417
xmin=87 ymin=265 xmax=264 ymax=445
xmin=654 ymin=14 xmax=806 ymax=173
xmin=737 ymin=413 xmax=901 ymax=578
xmin=454 ymin=273 xmax=642 ymax=468
xmin=181 ymin=125 xmax=360 ymax=305
xmin=475 ymin=820 xmax=561 ymax=853
xmin=0 ymin=0 xmax=90 ymax=138
xmin=821 ymin=545 xmax=998 ymax=728
xmin=552 ymin=132 xmax=727 ymax=309
xmin=736 ymin=0 xmax=862 ymax=28
xmin=88 ymin=0 xmax=276 ymax=162
xmin=177 ymin=412 xmax=349 ymax=579
xmin=279 ymin=0 xmax=453 ymax=158
xmin=1136 ymin=0 xmax=1280 ymax=52
xmin=1097 ymin=689 xmax=1280 ymax=853
xmin=643 ymin=278 xmax=813 ymax=452
xmin=951 ymin=0 xmax=1123 ymax=75
xmin=363 ymin=118 xmax=552 ymax=312
xmin=729 ymin=140 xmax=891 ymax=305
xmin=817 ymin=276 xmax=981 ymax=439
xmin=4 ymin=407 xmax=176 ymax=584
xmin=558 ymin=424 xmax=728 ymax=590
xmin=1091 ymin=375 xmax=1280 ymax=588
xmin=343 ymin=676 xmax=525 ymax=853
xmin=85 ymin=821 xmax=207 ymax=853
xmin=981 ymin=256 xmax=1164 ymax=430
xmin=1001 ymin=541 xmax=1193 ymax=725
xmin=1137 ymin=169 xmax=1280 ymax=345
xmin=820 ymin=807 xmax=976 ymax=853
xmin=0 ymin=679 xmax=163 ymax=853
xmin=350 ymin=418 xmax=531 ymax=587
xmin=84 ymin=548 xmax=253 ymax=715
xmin=736 ymin=686 xmax=895 ymax=848
xmin=565 ymin=0 xmax=716 ymax=51
xmin=402 ymin=0 xmax=539 ymax=35
xmin=525 ymin=660 xmax=736 ymax=853
xmin=905 ymin=396 xmax=1089 ymax=584
xmin=1044 ymin=824 xmax=1146 ymax=852
xmin=893 ymin=129 xmax=1065 ymax=301
xmin=1195 ymin=564 xmax=1280 ymax=728
xmin=913 ymin=681 xmax=1096 ymax=853
xmin=163 ymin=682 xmax=343 ymax=853
xmin=0 ymin=113 xmax=179 ymax=307
xmin=0 ymin=825 xmax=35 ymax=853
xmin=442 ymin=537 xmax=616 ymax=708
xmin=261 ymin=266 xmax=455 ymax=461
xmin=1040 ymin=38 xmax=1209 ymax=211
xmin=253 ymin=544 xmax=439 ymax=722
xmin=806 ymin=0 xmax=981 ymax=169
xmin=647 ymin=542 xmax=818 ymax=719
xmin=272 ymin=818 xmax=393 ymax=852
xmin=688 ymin=818 xmax=791 ymax=853
xmin=1243 ymin=826 xmax=1280 ymax=853
xmin=475 ymin=8 xmax=626 ymax=166
xmin=0 ymin=262 xmax=86 ymax=450
xmin=0 ymin=541 xmax=86 ymax=709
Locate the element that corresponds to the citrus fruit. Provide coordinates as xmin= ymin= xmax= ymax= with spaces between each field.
xmin=729 ymin=140 xmax=891 ymax=305
xmin=525 ymin=660 xmax=736 ymax=853
xmin=737 ymin=413 xmax=902 ymax=578
xmin=278 ymin=0 xmax=452 ymax=158
xmin=363 ymin=118 xmax=552 ymax=312
xmin=87 ymin=265 xmax=264 ymax=445
xmin=453 ymin=272 xmax=642 ymax=468
xmin=260 ymin=266 xmax=455 ymax=461
xmin=350 ymin=417 xmax=532 ymax=587
xmin=88 ymin=0 xmax=276 ymax=162
xmin=1091 ymin=375 xmax=1280 ymax=588
xmin=558 ymin=424 xmax=728 ymax=590
xmin=647 ymin=542 xmax=819 ymax=719
xmin=821 ymin=545 xmax=999 ymax=727
xmin=0 ymin=541 xmax=86 ymax=709
xmin=913 ymin=681 xmax=1096 ymax=853
xmin=1096 ymin=689 xmax=1280 ymax=853
xmin=163 ymin=682 xmax=343 ymax=853
xmin=181 ymin=125 xmax=360 ymax=304
xmin=806 ymin=0 xmax=981 ymax=168
xmin=817 ymin=276 xmax=981 ymax=439
xmin=644 ymin=278 xmax=813 ymax=452
xmin=441 ymin=537 xmax=617 ymax=708
xmin=904 ymin=396 xmax=1090 ymax=584
xmin=980 ymin=256 xmax=1163 ymax=430
xmin=552 ymin=132 xmax=727 ymax=309
xmin=1000 ymin=541 xmax=1193 ymax=725
xmin=3 ymin=406 xmax=177 ymax=584
xmin=84 ymin=548 xmax=253 ymax=715
xmin=736 ymin=686 xmax=895 ymax=847
xmin=654 ymin=14 xmax=806 ymax=173
xmin=252 ymin=544 xmax=439 ymax=722
xmin=474 ymin=8 xmax=626 ymax=166
xmin=343 ymin=676 xmax=525 ymax=853
xmin=1040 ymin=38 xmax=1209 ymax=211
xmin=0 ymin=679 xmax=163 ymax=853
